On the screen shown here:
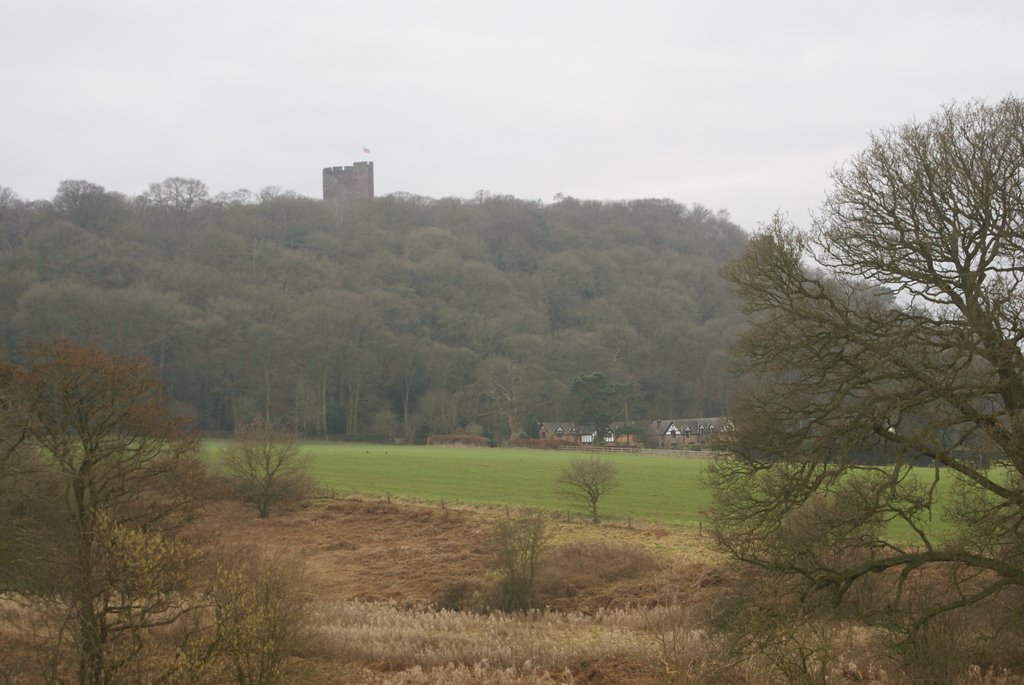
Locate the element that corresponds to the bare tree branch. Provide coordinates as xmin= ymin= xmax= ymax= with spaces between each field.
xmin=713 ymin=97 xmax=1024 ymax=633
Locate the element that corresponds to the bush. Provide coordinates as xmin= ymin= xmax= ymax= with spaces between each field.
xmin=209 ymin=549 xmax=311 ymax=685
xmin=432 ymin=580 xmax=488 ymax=612
xmin=490 ymin=511 xmax=548 ymax=613
xmin=536 ymin=541 xmax=659 ymax=603
xmin=427 ymin=434 xmax=491 ymax=447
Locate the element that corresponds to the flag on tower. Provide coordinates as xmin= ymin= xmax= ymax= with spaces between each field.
xmin=362 ymin=147 xmax=371 ymax=154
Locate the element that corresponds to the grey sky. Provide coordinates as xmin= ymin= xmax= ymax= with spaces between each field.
xmin=2 ymin=0 xmax=1022 ymax=231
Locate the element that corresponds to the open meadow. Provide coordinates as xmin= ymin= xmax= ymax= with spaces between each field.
xmin=207 ymin=441 xmax=717 ymax=526
xmin=206 ymin=441 xmax=960 ymax=539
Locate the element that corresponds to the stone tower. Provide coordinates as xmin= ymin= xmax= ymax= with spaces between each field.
xmin=323 ymin=161 xmax=374 ymax=205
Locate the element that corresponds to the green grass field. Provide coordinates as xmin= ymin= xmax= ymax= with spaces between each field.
xmin=207 ymin=442 xmax=714 ymax=525
xmin=206 ymin=442 xmax=962 ymax=537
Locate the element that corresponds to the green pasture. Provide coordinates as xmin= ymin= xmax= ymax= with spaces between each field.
xmin=205 ymin=442 xmax=962 ymax=537
xmin=206 ymin=442 xmax=713 ymax=525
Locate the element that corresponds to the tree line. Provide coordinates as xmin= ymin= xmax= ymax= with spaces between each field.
xmin=0 ymin=181 xmax=747 ymax=441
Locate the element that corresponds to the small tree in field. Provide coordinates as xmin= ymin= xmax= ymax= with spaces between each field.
xmin=555 ymin=457 xmax=620 ymax=523
xmin=222 ymin=419 xmax=312 ymax=518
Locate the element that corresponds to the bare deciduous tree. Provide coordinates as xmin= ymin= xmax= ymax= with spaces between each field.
xmin=712 ymin=97 xmax=1024 ymax=636
xmin=143 ymin=176 xmax=210 ymax=213
xmin=0 ymin=185 xmax=19 ymax=222
xmin=475 ymin=355 xmax=544 ymax=442
xmin=555 ymin=457 xmax=620 ymax=523
xmin=491 ymin=510 xmax=548 ymax=613
xmin=3 ymin=339 xmax=201 ymax=685
xmin=222 ymin=419 xmax=312 ymax=518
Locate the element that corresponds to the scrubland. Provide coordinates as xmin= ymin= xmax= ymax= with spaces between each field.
xmin=6 ymin=495 xmax=1011 ymax=685
xmin=4 ymin=481 xmax=1022 ymax=684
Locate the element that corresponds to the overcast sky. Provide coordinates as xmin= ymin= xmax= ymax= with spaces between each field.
xmin=2 ymin=0 xmax=1022 ymax=231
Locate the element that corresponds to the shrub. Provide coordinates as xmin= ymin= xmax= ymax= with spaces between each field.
xmin=536 ymin=541 xmax=658 ymax=603
xmin=209 ymin=549 xmax=311 ymax=685
xmin=640 ymin=577 xmax=728 ymax=685
xmin=490 ymin=511 xmax=548 ymax=613
xmin=427 ymin=434 xmax=491 ymax=447
xmin=433 ymin=580 xmax=488 ymax=613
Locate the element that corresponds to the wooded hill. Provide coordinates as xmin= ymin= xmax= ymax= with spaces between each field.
xmin=0 ymin=180 xmax=747 ymax=440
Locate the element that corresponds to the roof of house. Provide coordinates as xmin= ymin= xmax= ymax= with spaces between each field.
xmin=648 ymin=417 xmax=732 ymax=436
xmin=539 ymin=421 xmax=634 ymax=436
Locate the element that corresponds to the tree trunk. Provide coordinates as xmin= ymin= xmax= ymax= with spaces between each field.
xmin=320 ymin=368 xmax=329 ymax=440
xmin=263 ymin=365 xmax=271 ymax=424
xmin=74 ymin=477 xmax=105 ymax=685
xmin=346 ymin=381 xmax=360 ymax=435
xmin=401 ymin=377 xmax=412 ymax=443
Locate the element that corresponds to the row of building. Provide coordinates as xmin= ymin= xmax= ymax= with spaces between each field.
xmin=538 ymin=418 xmax=732 ymax=448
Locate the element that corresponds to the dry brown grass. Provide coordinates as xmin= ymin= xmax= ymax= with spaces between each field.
xmin=314 ymin=602 xmax=649 ymax=669
xmin=183 ymin=498 xmax=731 ymax=684
xmin=5 ymin=497 xmax=1024 ymax=685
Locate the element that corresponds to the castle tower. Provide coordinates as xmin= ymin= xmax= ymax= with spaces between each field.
xmin=323 ymin=161 xmax=374 ymax=205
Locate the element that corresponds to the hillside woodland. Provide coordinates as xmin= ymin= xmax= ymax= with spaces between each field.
xmin=0 ymin=183 xmax=746 ymax=439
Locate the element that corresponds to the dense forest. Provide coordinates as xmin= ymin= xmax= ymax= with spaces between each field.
xmin=0 ymin=179 xmax=747 ymax=440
